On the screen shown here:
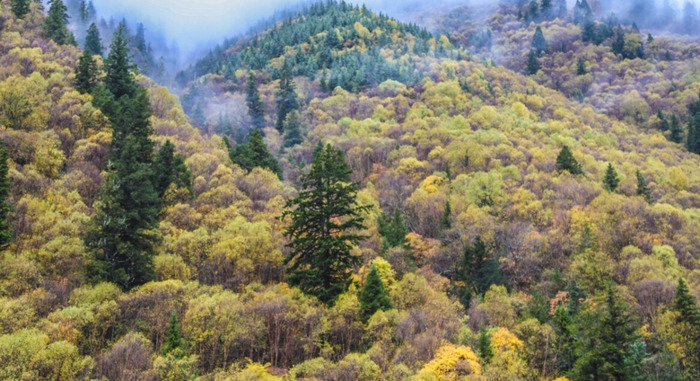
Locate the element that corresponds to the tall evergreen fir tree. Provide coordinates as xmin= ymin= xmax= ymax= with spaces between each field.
xmin=670 ymin=113 xmax=683 ymax=143
xmin=359 ymin=265 xmax=393 ymax=322
xmin=11 ymin=0 xmax=31 ymax=19
xmin=84 ymin=23 xmax=103 ymax=56
xmin=532 ymin=26 xmax=548 ymax=54
xmin=476 ymin=328 xmax=494 ymax=364
xmin=636 ymin=170 xmax=653 ymax=203
xmin=162 ymin=311 xmax=184 ymax=356
xmin=439 ymin=200 xmax=452 ymax=231
xmin=556 ymin=145 xmax=582 ymax=174
xmin=687 ymin=96 xmax=700 ymax=154
xmin=527 ymin=49 xmax=540 ymax=75
xmin=153 ymin=140 xmax=192 ymax=198
xmin=44 ymin=0 xmax=75 ymax=45
xmin=229 ymin=129 xmax=282 ymax=179
xmin=657 ymin=110 xmax=670 ymax=131
xmin=246 ymin=72 xmax=265 ymax=129
xmin=672 ymin=278 xmax=700 ymax=378
xmin=602 ymin=163 xmax=620 ymax=191
xmin=377 ymin=208 xmax=408 ymax=252
xmin=0 ymin=145 xmax=11 ymax=249
xmin=104 ymin=22 xmax=137 ymax=101
xmin=275 ymin=65 xmax=299 ymax=132
xmin=576 ymin=57 xmax=588 ymax=75
xmin=282 ymin=144 xmax=368 ymax=305
xmin=282 ymin=110 xmax=304 ymax=148
xmin=452 ymin=236 xmax=503 ymax=308
xmin=75 ymin=49 xmax=99 ymax=94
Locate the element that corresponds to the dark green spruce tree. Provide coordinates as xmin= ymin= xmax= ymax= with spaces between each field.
xmin=657 ymin=110 xmax=670 ymax=131
xmin=84 ymin=23 xmax=103 ymax=56
xmin=275 ymin=65 xmax=299 ymax=132
xmin=229 ymin=129 xmax=282 ymax=179
xmin=359 ymin=265 xmax=393 ymax=322
xmin=556 ymin=145 xmax=582 ymax=174
xmin=670 ymin=113 xmax=683 ymax=143
xmin=85 ymin=27 xmax=160 ymax=291
xmin=576 ymin=57 xmax=588 ymax=75
xmin=282 ymin=110 xmax=304 ymax=148
xmin=377 ymin=208 xmax=409 ymax=252
xmin=452 ymin=236 xmax=503 ymax=308
xmin=11 ymin=0 xmax=31 ymax=19
xmin=162 ymin=311 xmax=184 ymax=356
xmin=282 ymin=144 xmax=368 ymax=305
xmin=44 ymin=0 xmax=75 ymax=45
xmin=0 ymin=145 xmax=11 ymax=249
xmin=476 ymin=328 xmax=494 ymax=364
xmin=246 ymin=72 xmax=266 ymax=129
xmin=439 ymin=200 xmax=452 ymax=231
xmin=104 ymin=21 xmax=136 ymax=101
xmin=602 ymin=163 xmax=620 ymax=192
xmin=636 ymin=170 xmax=653 ymax=204
xmin=527 ymin=49 xmax=540 ymax=75
xmin=687 ymin=96 xmax=700 ymax=154
xmin=153 ymin=140 xmax=192 ymax=198
xmin=74 ymin=49 xmax=99 ymax=94
xmin=532 ymin=26 xmax=548 ymax=54
xmin=672 ymin=278 xmax=700 ymax=379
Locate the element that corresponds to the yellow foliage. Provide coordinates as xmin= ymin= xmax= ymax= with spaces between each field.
xmin=422 ymin=343 xmax=481 ymax=380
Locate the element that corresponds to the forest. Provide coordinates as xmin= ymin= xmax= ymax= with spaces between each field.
xmin=1 ymin=0 xmax=700 ymax=380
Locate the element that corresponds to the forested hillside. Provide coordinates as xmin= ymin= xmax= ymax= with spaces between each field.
xmin=1 ymin=0 xmax=700 ymax=380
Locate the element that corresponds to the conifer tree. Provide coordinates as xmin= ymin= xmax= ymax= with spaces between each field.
xmin=670 ymin=113 xmax=683 ymax=143
xmin=229 ymin=129 xmax=282 ymax=179
xmin=636 ymin=170 xmax=652 ymax=204
xmin=476 ymin=328 xmax=494 ymax=364
xmin=540 ymin=0 xmax=553 ymax=19
xmin=359 ymin=265 xmax=393 ymax=322
xmin=0 ymin=145 xmax=11 ymax=249
xmin=556 ymin=145 xmax=582 ymax=174
xmin=84 ymin=23 xmax=103 ymax=56
xmin=672 ymin=278 xmax=700 ymax=378
xmin=44 ymin=0 xmax=75 ymax=45
xmin=275 ymin=65 xmax=299 ymax=132
xmin=162 ymin=311 xmax=184 ymax=356
xmin=282 ymin=144 xmax=368 ymax=305
xmin=687 ymin=97 xmax=700 ymax=154
xmin=104 ymin=22 xmax=137 ymax=101
xmin=657 ymin=110 xmax=670 ymax=131
xmin=532 ymin=26 xmax=548 ymax=54
xmin=452 ymin=236 xmax=503 ymax=308
xmin=11 ymin=0 xmax=31 ymax=19
xmin=439 ymin=200 xmax=452 ymax=231
xmin=154 ymin=140 xmax=192 ymax=198
xmin=246 ymin=72 xmax=265 ymax=129
xmin=576 ymin=57 xmax=588 ymax=75
xmin=282 ymin=110 xmax=304 ymax=148
xmin=602 ymin=163 xmax=620 ymax=192
xmin=75 ymin=49 xmax=99 ymax=94
xmin=377 ymin=208 xmax=408 ymax=252
xmin=527 ymin=49 xmax=540 ymax=75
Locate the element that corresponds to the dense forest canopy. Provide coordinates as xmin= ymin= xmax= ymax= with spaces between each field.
xmin=1 ymin=0 xmax=700 ymax=380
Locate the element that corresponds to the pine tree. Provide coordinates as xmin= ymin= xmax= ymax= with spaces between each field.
xmin=162 ymin=311 xmax=184 ymax=356
xmin=553 ymin=305 xmax=577 ymax=372
xmin=636 ymin=170 xmax=653 ymax=204
xmin=573 ymin=0 xmax=593 ymax=25
xmin=439 ymin=200 xmax=452 ymax=231
xmin=0 ymin=145 xmax=11 ymax=250
xmin=229 ymin=129 xmax=282 ymax=179
xmin=282 ymin=144 xmax=368 ymax=305
xmin=245 ymin=72 xmax=265 ymax=129
xmin=657 ymin=110 xmax=670 ymax=131
xmin=84 ymin=23 xmax=103 ymax=56
xmin=556 ymin=145 xmax=582 ymax=174
xmin=532 ymin=26 xmax=548 ymax=54
xmin=576 ymin=57 xmax=588 ymax=75
xmin=476 ymin=328 xmax=494 ymax=364
xmin=377 ymin=208 xmax=408 ymax=252
xmin=282 ymin=110 xmax=304 ymax=148
xmin=275 ymin=65 xmax=299 ymax=132
xmin=540 ymin=0 xmax=553 ymax=19
xmin=74 ymin=49 xmax=99 ymax=94
xmin=44 ymin=0 xmax=74 ymax=45
xmin=573 ymin=283 xmax=641 ymax=380
xmin=672 ymin=278 xmax=700 ymax=378
xmin=687 ymin=96 xmax=700 ymax=154
xmin=104 ymin=22 xmax=137 ymax=101
xmin=670 ymin=113 xmax=683 ymax=143
xmin=153 ymin=140 xmax=192 ymax=198
xmin=359 ymin=265 xmax=393 ymax=322
xmin=452 ymin=236 xmax=503 ymax=308
xmin=602 ymin=163 xmax=620 ymax=192
xmin=11 ymin=0 xmax=31 ymax=19
xmin=527 ymin=49 xmax=540 ymax=75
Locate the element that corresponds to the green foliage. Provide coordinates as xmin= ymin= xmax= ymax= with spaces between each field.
xmin=636 ymin=170 xmax=653 ymax=204
xmin=439 ymin=200 xmax=452 ymax=231
xmin=282 ymin=144 xmax=368 ymax=305
xmin=275 ymin=65 xmax=299 ymax=132
xmin=672 ymin=278 xmax=700 ymax=378
xmin=84 ymin=23 xmax=104 ymax=56
xmin=74 ymin=49 xmax=100 ymax=94
xmin=532 ymin=26 xmax=547 ymax=54
xmin=377 ymin=208 xmax=409 ymax=252
xmin=476 ymin=328 xmax=494 ymax=364
xmin=556 ymin=145 xmax=583 ymax=174
xmin=282 ymin=110 xmax=304 ymax=148
xmin=162 ymin=311 xmax=184 ymax=355
xmin=451 ymin=236 xmax=504 ymax=308
xmin=104 ymin=22 xmax=137 ymax=101
xmin=229 ymin=129 xmax=282 ymax=179
xmin=602 ymin=163 xmax=620 ymax=192
xmin=670 ymin=113 xmax=683 ymax=143
xmin=246 ymin=72 xmax=265 ymax=129
xmin=527 ymin=50 xmax=540 ymax=75
xmin=154 ymin=140 xmax=192 ymax=198
xmin=0 ymin=145 xmax=10 ymax=250
xmin=687 ymin=95 xmax=700 ymax=154
xmin=11 ymin=0 xmax=31 ymax=19
xmin=44 ymin=0 xmax=75 ymax=45
xmin=359 ymin=265 xmax=393 ymax=322
xmin=576 ymin=57 xmax=588 ymax=75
